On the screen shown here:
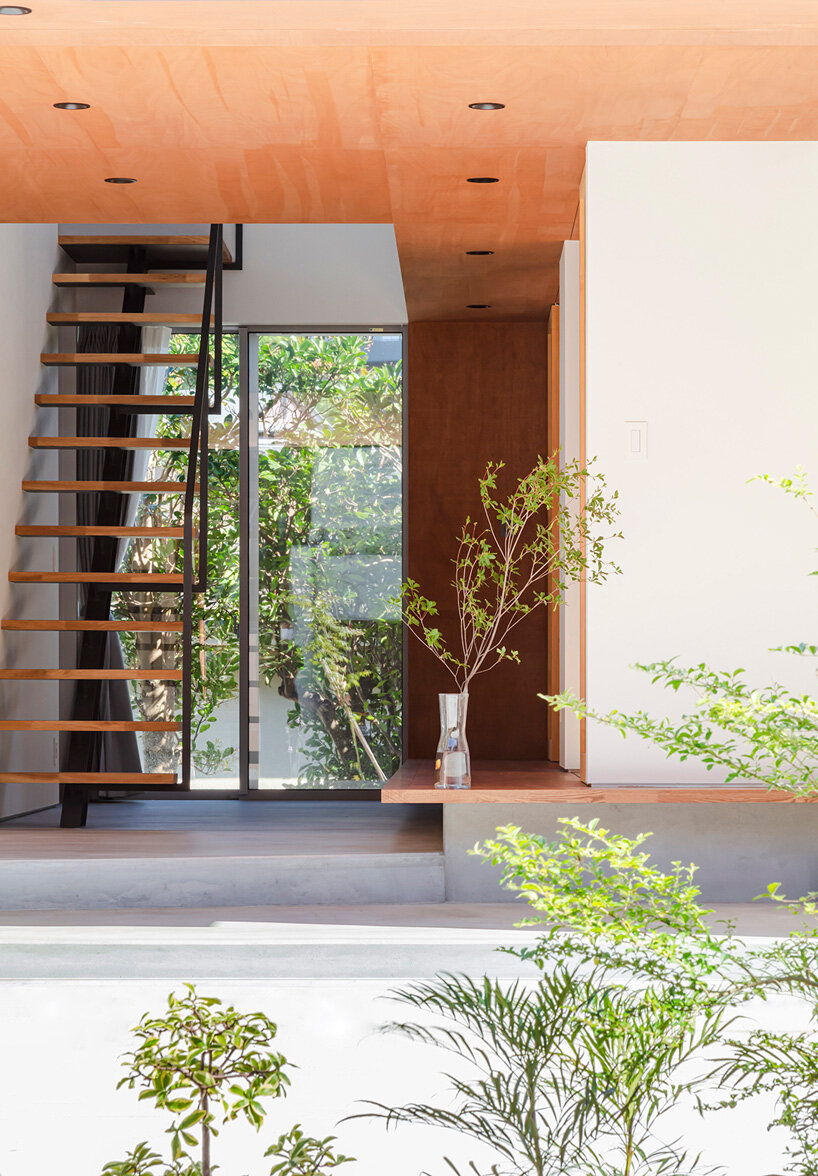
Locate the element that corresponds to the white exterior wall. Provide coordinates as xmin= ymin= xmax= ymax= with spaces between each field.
xmin=584 ymin=142 xmax=818 ymax=784
xmin=61 ymin=223 xmax=408 ymax=326
xmin=558 ymin=241 xmax=582 ymax=770
xmin=0 ymin=224 xmax=63 ymax=816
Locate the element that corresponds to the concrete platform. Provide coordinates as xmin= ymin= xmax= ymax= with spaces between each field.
xmin=445 ymin=801 xmax=818 ymax=903
xmin=0 ymin=800 xmax=445 ymax=909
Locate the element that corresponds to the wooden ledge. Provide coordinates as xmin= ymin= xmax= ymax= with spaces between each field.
xmin=381 ymin=760 xmax=814 ymax=804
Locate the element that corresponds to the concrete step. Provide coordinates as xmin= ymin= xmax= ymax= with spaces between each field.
xmin=0 ymin=851 xmax=445 ymax=911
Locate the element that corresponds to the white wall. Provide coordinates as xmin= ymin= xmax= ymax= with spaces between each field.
xmin=585 ymin=142 xmax=818 ymax=784
xmin=558 ymin=242 xmax=582 ymax=771
xmin=62 ymin=223 xmax=408 ymax=326
xmin=0 ymin=224 xmax=63 ymax=815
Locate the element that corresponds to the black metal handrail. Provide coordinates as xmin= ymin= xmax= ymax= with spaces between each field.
xmin=181 ymin=224 xmax=223 ymax=788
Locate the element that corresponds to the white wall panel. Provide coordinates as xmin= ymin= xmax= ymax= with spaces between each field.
xmin=584 ymin=142 xmax=818 ymax=783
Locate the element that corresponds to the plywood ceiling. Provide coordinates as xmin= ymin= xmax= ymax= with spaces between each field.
xmin=3 ymin=2 xmax=818 ymax=319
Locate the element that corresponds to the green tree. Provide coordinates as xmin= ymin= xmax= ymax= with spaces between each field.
xmin=474 ymin=818 xmax=818 ymax=1176
xmin=101 ymin=986 xmax=356 ymax=1176
xmin=359 ymin=968 xmax=723 ymax=1176
xmin=105 ymin=985 xmax=290 ymax=1176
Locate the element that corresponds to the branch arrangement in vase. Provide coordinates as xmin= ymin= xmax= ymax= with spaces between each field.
xmin=399 ymin=453 xmax=622 ymax=694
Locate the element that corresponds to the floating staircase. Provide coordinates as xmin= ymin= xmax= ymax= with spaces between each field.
xmin=1 ymin=227 xmax=227 ymax=826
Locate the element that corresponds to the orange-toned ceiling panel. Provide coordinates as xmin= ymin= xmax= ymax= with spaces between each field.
xmin=3 ymin=10 xmax=818 ymax=318
xmin=10 ymin=2 xmax=818 ymax=46
xmin=0 ymin=45 xmax=391 ymax=222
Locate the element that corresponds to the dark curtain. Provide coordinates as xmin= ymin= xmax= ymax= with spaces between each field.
xmin=69 ymin=323 xmax=141 ymax=773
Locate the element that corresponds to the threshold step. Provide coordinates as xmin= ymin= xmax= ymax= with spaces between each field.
xmin=40 ymin=353 xmax=197 ymax=367
xmin=35 ymin=394 xmax=195 ymax=412
xmin=16 ymin=525 xmax=183 ymax=537
xmin=23 ymin=481 xmax=195 ymax=493
xmin=29 ymin=437 xmax=189 ymax=450
xmin=53 ymin=272 xmax=207 ymax=289
xmin=0 ymin=669 xmax=183 ymax=680
xmin=2 ymin=620 xmax=183 ymax=632
xmin=9 ymin=573 xmax=184 ymax=585
xmin=0 ymin=772 xmax=177 ymax=786
xmin=0 ymin=720 xmax=180 ymax=732
xmin=58 ymin=234 xmax=233 ymax=267
xmin=48 ymin=313 xmax=212 ymax=327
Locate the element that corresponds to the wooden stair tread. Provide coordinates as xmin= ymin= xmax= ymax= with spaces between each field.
xmin=0 ymin=721 xmax=180 ymax=732
xmin=0 ymin=669 xmax=183 ymax=680
xmin=58 ymin=234 xmax=233 ymax=266
xmin=2 ymin=620 xmax=183 ymax=632
xmin=9 ymin=573 xmax=184 ymax=584
xmin=29 ymin=437 xmax=190 ymax=449
xmin=35 ymin=394 xmax=195 ymax=409
xmin=23 ymin=481 xmax=196 ymax=492
xmin=48 ymin=313 xmax=213 ymax=326
xmin=16 ymin=526 xmax=184 ymax=537
xmin=0 ymin=771 xmax=178 ymax=785
xmin=53 ymin=273 xmax=207 ymax=288
xmin=41 ymin=353 xmax=197 ymax=366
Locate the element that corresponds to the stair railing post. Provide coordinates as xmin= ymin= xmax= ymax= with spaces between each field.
xmin=181 ymin=224 xmax=220 ymax=789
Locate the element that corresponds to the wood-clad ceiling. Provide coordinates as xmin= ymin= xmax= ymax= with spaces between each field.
xmin=3 ymin=2 xmax=818 ymax=320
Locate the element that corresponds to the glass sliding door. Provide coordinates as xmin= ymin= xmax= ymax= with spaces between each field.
xmin=115 ymin=331 xmax=242 ymax=791
xmin=248 ymin=331 xmax=403 ymax=790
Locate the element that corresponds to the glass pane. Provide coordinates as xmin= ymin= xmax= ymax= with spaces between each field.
xmin=114 ymin=332 xmax=242 ymax=790
xmin=254 ymin=332 xmax=403 ymax=789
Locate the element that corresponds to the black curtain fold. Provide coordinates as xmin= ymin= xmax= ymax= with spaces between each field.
xmin=66 ymin=322 xmax=142 ymax=774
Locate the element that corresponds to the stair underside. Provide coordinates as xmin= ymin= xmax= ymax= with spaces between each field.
xmin=2 ymin=620 xmax=183 ymax=632
xmin=40 ymin=353 xmax=197 ymax=367
xmin=58 ymin=234 xmax=233 ymax=267
xmin=16 ymin=526 xmax=184 ymax=537
xmin=9 ymin=573 xmax=184 ymax=585
xmin=0 ymin=669 xmax=183 ymax=680
xmin=48 ymin=313 xmax=212 ymax=327
xmin=0 ymin=720 xmax=180 ymax=732
xmin=0 ymin=772 xmax=178 ymax=786
xmin=52 ymin=273 xmax=207 ymax=288
xmin=4 ymin=233 xmax=220 ymax=805
xmin=29 ymin=437 xmax=190 ymax=449
xmin=35 ymin=394 xmax=195 ymax=411
xmin=23 ymin=481 xmax=195 ymax=493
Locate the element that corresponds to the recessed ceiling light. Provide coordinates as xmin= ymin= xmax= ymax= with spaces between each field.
xmin=54 ymin=102 xmax=91 ymax=111
xmin=466 ymin=250 xmax=495 ymax=256
xmin=466 ymin=177 xmax=499 ymax=184
xmin=104 ymin=176 xmax=137 ymax=184
xmin=469 ymin=102 xmax=505 ymax=111
xmin=467 ymin=304 xmax=492 ymax=309
xmin=0 ymin=5 xmax=32 ymax=12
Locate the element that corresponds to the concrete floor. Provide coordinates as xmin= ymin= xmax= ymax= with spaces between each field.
xmin=0 ymin=800 xmax=446 ymax=909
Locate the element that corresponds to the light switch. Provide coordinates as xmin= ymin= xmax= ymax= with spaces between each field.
xmin=625 ymin=420 xmax=648 ymax=461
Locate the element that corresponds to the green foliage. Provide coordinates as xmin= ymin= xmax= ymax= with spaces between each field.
xmin=543 ymin=468 xmax=818 ymax=797
xmin=101 ymin=1141 xmax=188 ymax=1176
xmin=400 ymin=454 xmax=620 ymax=692
xmin=475 ymin=818 xmax=818 ymax=1176
xmin=475 ymin=818 xmax=713 ymax=954
xmin=265 ymin=1125 xmax=354 ymax=1176
xmin=713 ymin=1029 xmax=818 ymax=1176
xmin=102 ymin=986 xmax=356 ymax=1176
xmin=118 ymin=332 xmax=403 ymax=783
xmin=359 ymin=969 xmax=722 ymax=1176
xmin=110 ymin=985 xmax=290 ymax=1176
xmin=547 ymin=661 xmax=818 ymax=798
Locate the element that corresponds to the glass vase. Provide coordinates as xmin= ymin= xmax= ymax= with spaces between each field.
xmin=434 ymin=692 xmax=471 ymax=789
